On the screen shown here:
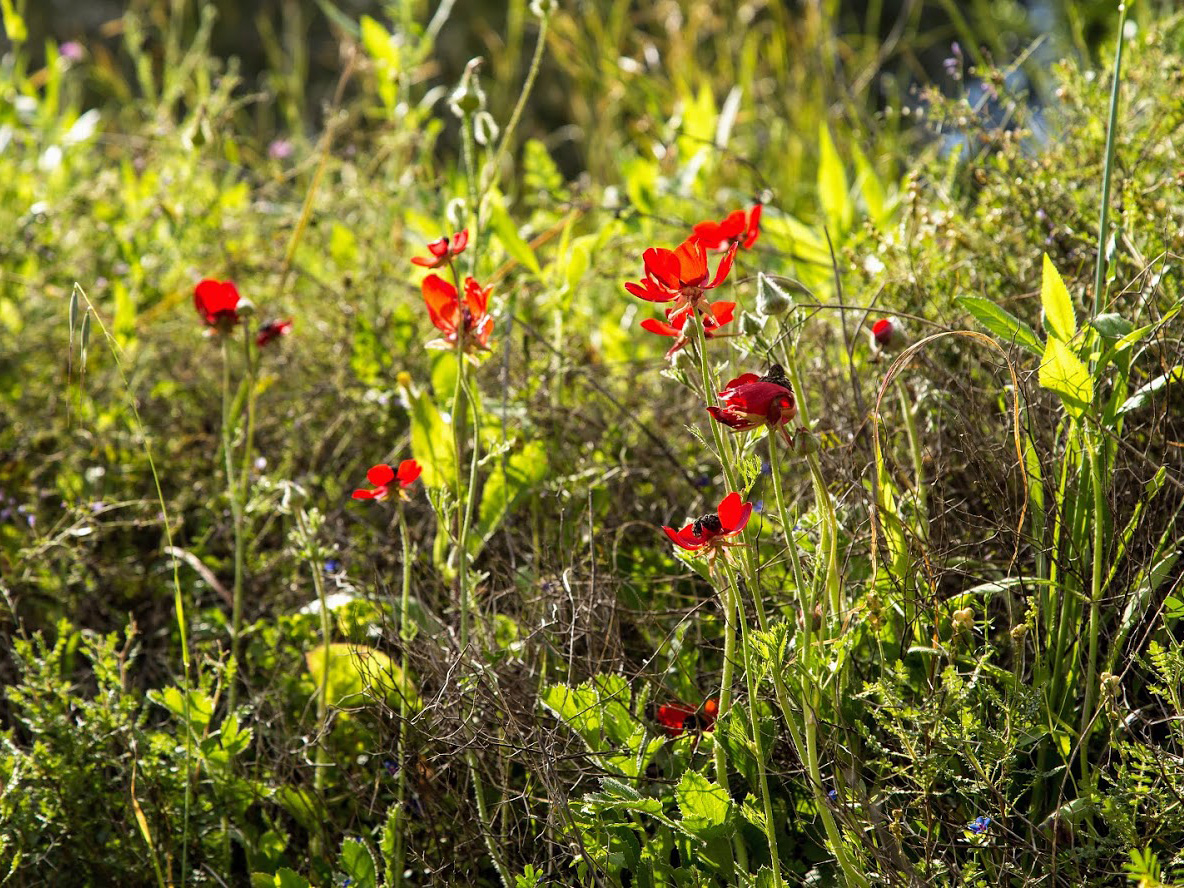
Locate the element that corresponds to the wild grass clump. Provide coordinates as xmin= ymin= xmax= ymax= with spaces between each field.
xmin=1 ymin=1 xmax=1183 ymax=886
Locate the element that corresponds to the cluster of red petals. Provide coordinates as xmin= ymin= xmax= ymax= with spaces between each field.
xmin=651 ymin=697 xmax=720 ymax=737
xmin=707 ymin=367 xmax=796 ymax=432
xmin=871 ymin=318 xmax=900 ymax=350
xmin=412 ymin=229 xmax=469 ymax=269
xmin=692 ymin=204 xmax=762 ymax=251
xmin=194 ymin=279 xmax=243 ymax=333
xmin=625 ymin=235 xmax=738 ymax=319
xmin=663 ymin=491 xmax=753 ymax=552
xmin=422 ymin=274 xmax=493 ymax=351
xmin=640 ymin=301 xmax=735 ymax=358
xmin=255 ymin=318 xmax=293 ymax=347
xmin=352 ymin=460 xmax=422 ymax=501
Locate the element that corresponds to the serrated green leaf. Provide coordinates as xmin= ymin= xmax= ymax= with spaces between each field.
xmin=305 ymin=643 xmax=419 ymax=710
xmin=957 ymin=295 xmax=1043 ymax=356
xmin=339 ymin=838 xmax=378 ymax=888
xmin=1040 ymin=253 xmax=1077 ymax=342
xmin=401 ymin=377 xmax=458 ymax=491
xmin=1039 ymin=337 xmax=1093 ymax=417
xmin=676 ymin=771 xmax=732 ymax=838
xmin=472 ymin=441 xmax=548 ymax=556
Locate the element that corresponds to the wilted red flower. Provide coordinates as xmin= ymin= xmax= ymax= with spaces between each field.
xmin=422 ymin=273 xmax=493 ymax=352
xmin=707 ymin=366 xmax=796 ymax=433
xmin=625 ymin=235 xmax=738 ymax=320
xmin=412 ymin=229 xmax=469 ymax=269
xmin=649 ymin=697 xmax=720 ymax=737
xmin=640 ymin=301 xmax=735 ymax=358
xmin=194 ymin=279 xmax=244 ymax=333
xmin=693 ymin=204 xmax=761 ymax=251
xmin=663 ymin=491 xmax=753 ymax=553
xmin=352 ymin=460 xmax=422 ymax=501
xmin=255 ymin=318 xmax=293 ymax=347
xmin=870 ymin=317 xmax=904 ymax=353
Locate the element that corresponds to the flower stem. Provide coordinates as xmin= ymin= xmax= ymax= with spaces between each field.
xmin=393 ymin=502 xmax=413 ymax=888
xmin=710 ymin=562 xmax=748 ymax=875
xmin=221 ymin=336 xmax=246 ymax=712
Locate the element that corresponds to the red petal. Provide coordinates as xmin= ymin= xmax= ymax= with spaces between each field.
xmin=463 ymin=277 xmax=490 ymax=316
xmin=351 ymin=489 xmax=377 ymax=500
xmin=410 ymin=256 xmax=438 ymax=268
xmin=672 ymin=238 xmax=707 ymax=286
xmin=367 ymin=464 xmax=396 ymax=486
xmin=422 ymin=274 xmax=459 ymax=334
xmin=642 ymin=248 xmax=681 ymax=290
xmin=427 ymin=236 xmax=449 ymax=258
xmin=705 ymin=301 xmax=736 ymax=331
xmin=625 ymin=279 xmax=673 ymax=303
xmin=194 ymin=278 xmax=240 ymax=321
xmin=452 ymin=228 xmax=469 ymax=253
xmin=718 ymin=373 xmax=761 ymax=393
xmin=640 ymin=318 xmax=678 ymax=337
xmin=397 ymin=459 xmax=422 ymax=486
xmin=705 ymin=241 xmax=738 ymax=290
xmin=706 ymin=406 xmax=757 ymax=430
xmin=742 ymin=205 xmax=762 ymax=249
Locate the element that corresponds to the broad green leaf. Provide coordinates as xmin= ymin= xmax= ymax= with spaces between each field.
xmin=676 ymin=771 xmax=732 ymax=839
xmin=272 ymin=869 xmax=311 ymax=888
xmin=1039 ymin=337 xmax=1093 ymax=417
xmin=1091 ymin=312 xmax=1133 ymax=339
xmin=488 ymin=193 xmax=541 ymax=275
xmin=305 ymin=643 xmax=420 ymax=710
xmin=471 ymin=441 xmax=548 ymax=555
xmin=339 ymin=838 xmax=378 ymax=888
xmin=818 ymin=123 xmax=852 ymax=235
xmin=1040 ymin=254 xmax=1077 ymax=342
xmin=359 ymin=15 xmax=399 ymax=109
xmin=401 ymin=377 xmax=458 ymax=491
xmin=957 ymin=295 xmax=1043 ymax=356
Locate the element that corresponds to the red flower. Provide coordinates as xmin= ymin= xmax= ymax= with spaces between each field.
xmin=255 ymin=318 xmax=293 ymax=347
xmin=707 ymin=366 xmax=797 ymax=433
xmin=663 ymin=491 xmax=753 ymax=553
xmin=650 ymin=697 xmax=720 ymax=737
xmin=870 ymin=318 xmax=903 ymax=352
xmin=640 ymin=301 xmax=735 ymax=358
xmin=411 ymin=229 xmax=469 ymax=269
xmin=625 ymin=235 xmax=738 ymax=320
xmin=194 ymin=279 xmax=244 ymax=333
xmin=352 ymin=460 xmax=422 ymax=501
xmin=692 ymin=204 xmax=761 ymax=251
xmin=422 ymin=274 xmax=493 ymax=352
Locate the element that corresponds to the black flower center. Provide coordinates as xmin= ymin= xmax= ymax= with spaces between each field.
xmin=761 ymin=364 xmax=791 ymax=389
xmin=692 ymin=514 xmax=724 ymax=537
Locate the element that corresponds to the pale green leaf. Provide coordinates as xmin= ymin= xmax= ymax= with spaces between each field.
xmin=1039 ymin=337 xmax=1093 ymax=417
xmin=488 ymin=193 xmax=541 ymax=275
xmin=401 ymin=377 xmax=458 ymax=491
xmin=1040 ymin=253 xmax=1077 ymax=342
xmin=339 ymin=838 xmax=378 ymax=888
xmin=305 ymin=643 xmax=420 ymax=710
xmin=818 ymin=123 xmax=852 ymax=234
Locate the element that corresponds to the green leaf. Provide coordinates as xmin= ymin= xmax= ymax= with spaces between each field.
xmin=471 ymin=441 xmax=548 ymax=556
xmin=305 ymin=643 xmax=420 ymax=710
xmin=273 ymin=868 xmax=311 ymax=888
xmin=339 ymin=838 xmax=378 ymax=888
xmin=401 ymin=377 xmax=458 ymax=491
xmin=1039 ymin=337 xmax=1093 ymax=417
xmin=1091 ymin=312 xmax=1133 ymax=339
xmin=818 ymin=123 xmax=852 ymax=235
xmin=852 ymin=141 xmax=887 ymax=225
xmin=675 ymin=771 xmax=732 ymax=839
xmin=1040 ymin=253 xmax=1077 ymax=342
xmin=1115 ymin=365 xmax=1182 ymax=416
xmin=957 ymin=295 xmax=1043 ymax=356
xmin=488 ymin=193 xmax=541 ymax=275
xmin=0 ymin=0 xmax=27 ymax=42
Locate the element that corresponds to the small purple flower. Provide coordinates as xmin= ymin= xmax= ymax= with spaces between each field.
xmin=268 ymin=139 xmax=293 ymax=160
xmin=752 ymin=499 xmax=764 ymax=514
xmin=693 ymin=473 xmax=712 ymax=489
xmin=969 ymin=815 xmax=991 ymax=834
xmin=59 ymin=41 xmax=84 ymax=63
xmin=382 ymin=759 xmax=399 ymax=778
xmin=324 ymin=558 xmax=342 ymax=575
xmin=827 ymin=789 xmax=838 ymax=802
xmin=760 ymin=459 xmax=771 ymax=476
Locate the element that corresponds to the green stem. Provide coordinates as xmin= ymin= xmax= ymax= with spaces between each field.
xmin=295 ymin=507 xmax=332 ymax=855
xmin=394 ymin=503 xmax=413 ymax=888
xmin=711 ymin=563 xmax=748 ymax=875
xmin=722 ymin=561 xmax=783 ymax=888
xmin=1092 ymin=2 xmax=1128 ymax=319
xmin=1080 ymin=438 xmax=1107 ymax=779
xmin=221 ymin=336 xmax=246 ymax=713
xmin=481 ymin=7 xmax=550 ymax=198
xmin=895 ymin=378 xmax=927 ymax=531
